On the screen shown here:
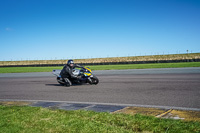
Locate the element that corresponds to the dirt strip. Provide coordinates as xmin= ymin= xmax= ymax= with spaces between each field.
xmin=114 ymin=107 xmax=200 ymax=121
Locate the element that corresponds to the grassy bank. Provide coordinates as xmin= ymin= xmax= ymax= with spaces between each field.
xmin=0 ymin=62 xmax=200 ymax=73
xmin=0 ymin=105 xmax=199 ymax=133
xmin=0 ymin=53 xmax=200 ymax=66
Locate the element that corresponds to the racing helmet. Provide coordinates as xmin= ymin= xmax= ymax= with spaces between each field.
xmin=67 ymin=59 xmax=74 ymax=66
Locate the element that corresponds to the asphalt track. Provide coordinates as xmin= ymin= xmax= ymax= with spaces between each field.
xmin=0 ymin=67 xmax=200 ymax=111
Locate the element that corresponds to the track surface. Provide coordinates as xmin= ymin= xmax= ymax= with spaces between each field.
xmin=0 ymin=68 xmax=200 ymax=109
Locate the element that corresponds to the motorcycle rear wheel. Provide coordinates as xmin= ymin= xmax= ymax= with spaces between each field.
xmin=57 ymin=77 xmax=65 ymax=85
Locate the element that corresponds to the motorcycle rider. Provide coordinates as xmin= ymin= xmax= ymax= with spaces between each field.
xmin=60 ymin=59 xmax=83 ymax=87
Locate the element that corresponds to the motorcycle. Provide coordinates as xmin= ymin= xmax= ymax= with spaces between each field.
xmin=52 ymin=67 xmax=99 ymax=86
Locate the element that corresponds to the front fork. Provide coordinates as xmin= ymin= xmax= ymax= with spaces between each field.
xmin=87 ymin=75 xmax=93 ymax=84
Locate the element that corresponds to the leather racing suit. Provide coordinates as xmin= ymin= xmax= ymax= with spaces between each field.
xmin=60 ymin=64 xmax=83 ymax=86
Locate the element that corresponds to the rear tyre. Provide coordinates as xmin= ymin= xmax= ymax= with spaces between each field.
xmin=57 ymin=77 xmax=65 ymax=86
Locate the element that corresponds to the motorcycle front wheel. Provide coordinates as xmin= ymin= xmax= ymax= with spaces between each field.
xmin=90 ymin=76 xmax=99 ymax=85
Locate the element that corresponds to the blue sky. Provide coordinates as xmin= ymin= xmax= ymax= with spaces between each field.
xmin=0 ymin=0 xmax=200 ymax=61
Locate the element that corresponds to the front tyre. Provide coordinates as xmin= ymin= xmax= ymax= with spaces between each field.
xmin=91 ymin=76 xmax=99 ymax=85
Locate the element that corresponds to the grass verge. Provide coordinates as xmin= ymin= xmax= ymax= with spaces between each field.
xmin=0 ymin=62 xmax=200 ymax=73
xmin=0 ymin=105 xmax=200 ymax=133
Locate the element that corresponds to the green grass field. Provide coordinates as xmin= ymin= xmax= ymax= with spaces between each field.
xmin=0 ymin=62 xmax=200 ymax=73
xmin=0 ymin=105 xmax=199 ymax=133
